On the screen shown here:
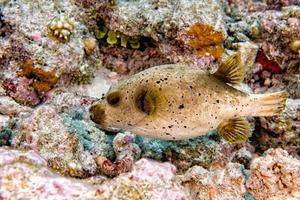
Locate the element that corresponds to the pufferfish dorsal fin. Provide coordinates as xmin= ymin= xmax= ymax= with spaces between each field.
xmin=217 ymin=117 xmax=250 ymax=143
xmin=213 ymin=53 xmax=245 ymax=85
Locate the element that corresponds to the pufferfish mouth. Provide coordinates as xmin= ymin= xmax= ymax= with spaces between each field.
xmin=89 ymin=103 xmax=106 ymax=127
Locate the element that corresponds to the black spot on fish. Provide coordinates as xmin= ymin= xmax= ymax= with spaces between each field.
xmin=178 ymin=104 xmax=184 ymax=109
xmin=168 ymin=125 xmax=173 ymax=128
xmin=117 ymin=120 xmax=120 ymax=122
xmin=184 ymin=126 xmax=187 ymax=128
xmin=198 ymin=93 xmax=201 ymax=96
xmin=189 ymin=85 xmax=193 ymax=89
xmin=128 ymin=123 xmax=133 ymax=126
xmin=216 ymin=100 xmax=219 ymax=103
xmin=156 ymin=80 xmax=161 ymax=84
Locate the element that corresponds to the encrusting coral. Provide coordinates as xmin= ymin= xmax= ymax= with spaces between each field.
xmin=19 ymin=59 xmax=58 ymax=93
xmin=188 ymin=23 xmax=225 ymax=59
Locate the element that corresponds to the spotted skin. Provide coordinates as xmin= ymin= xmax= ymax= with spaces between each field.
xmin=90 ymin=64 xmax=285 ymax=140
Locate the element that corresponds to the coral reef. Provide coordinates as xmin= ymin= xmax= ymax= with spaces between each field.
xmin=136 ymin=132 xmax=239 ymax=172
xmin=246 ymin=148 xmax=300 ymax=200
xmin=178 ymin=162 xmax=247 ymax=200
xmin=2 ymin=77 xmax=41 ymax=106
xmin=0 ymin=147 xmax=108 ymax=200
xmin=0 ymin=0 xmax=299 ymax=199
xmin=13 ymin=105 xmax=113 ymax=177
xmin=97 ymin=132 xmax=141 ymax=176
xmin=0 ymin=148 xmax=187 ymax=199
xmin=76 ymin=0 xmax=226 ymax=75
xmin=0 ymin=0 xmax=101 ymax=91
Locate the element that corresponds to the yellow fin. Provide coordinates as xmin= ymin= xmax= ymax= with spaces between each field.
xmin=249 ymin=91 xmax=288 ymax=116
xmin=214 ymin=53 xmax=245 ymax=85
xmin=217 ymin=117 xmax=250 ymax=143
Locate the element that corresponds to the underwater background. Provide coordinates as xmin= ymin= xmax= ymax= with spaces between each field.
xmin=0 ymin=0 xmax=299 ymax=199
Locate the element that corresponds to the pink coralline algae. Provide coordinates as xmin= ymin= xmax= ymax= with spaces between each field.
xmin=2 ymin=77 xmax=40 ymax=106
xmin=178 ymin=162 xmax=247 ymax=200
xmin=13 ymin=105 xmax=100 ymax=177
xmin=0 ymin=147 xmax=188 ymax=200
xmin=0 ymin=147 xmax=107 ymax=200
xmin=128 ymin=157 xmax=177 ymax=182
xmin=246 ymin=148 xmax=300 ymax=200
xmin=97 ymin=133 xmax=141 ymax=176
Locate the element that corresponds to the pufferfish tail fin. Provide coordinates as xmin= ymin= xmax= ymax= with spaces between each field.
xmin=213 ymin=53 xmax=245 ymax=86
xmin=249 ymin=91 xmax=288 ymax=116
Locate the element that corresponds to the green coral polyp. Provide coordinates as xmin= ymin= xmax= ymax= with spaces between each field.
xmin=95 ymin=23 xmax=141 ymax=49
xmin=129 ymin=38 xmax=140 ymax=49
xmin=107 ymin=30 xmax=118 ymax=45
xmin=95 ymin=26 xmax=108 ymax=39
xmin=120 ymin=34 xmax=128 ymax=47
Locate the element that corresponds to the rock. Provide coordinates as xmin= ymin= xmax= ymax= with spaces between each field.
xmin=178 ymin=162 xmax=247 ymax=200
xmin=246 ymin=148 xmax=300 ymax=200
xmin=0 ymin=148 xmax=188 ymax=200
xmin=13 ymin=105 xmax=113 ymax=177
xmin=0 ymin=147 xmax=107 ymax=200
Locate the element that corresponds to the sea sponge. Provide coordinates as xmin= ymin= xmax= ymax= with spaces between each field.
xmin=19 ymin=59 xmax=58 ymax=93
xmin=83 ymin=37 xmax=97 ymax=55
xmin=188 ymin=23 xmax=224 ymax=59
xmin=290 ymin=40 xmax=300 ymax=53
xmin=48 ymin=16 xmax=74 ymax=42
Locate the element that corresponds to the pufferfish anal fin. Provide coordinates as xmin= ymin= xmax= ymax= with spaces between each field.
xmin=213 ymin=53 xmax=245 ymax=85
xmin=217 ymin=117 xmax=250 ymax=143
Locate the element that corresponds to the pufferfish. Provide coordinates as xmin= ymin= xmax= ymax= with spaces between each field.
xmin=90 ymin=54 xmax=288 ymax=143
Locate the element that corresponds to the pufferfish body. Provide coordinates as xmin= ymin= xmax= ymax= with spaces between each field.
xmin=90 ymin=54 xmax=287 ymax=143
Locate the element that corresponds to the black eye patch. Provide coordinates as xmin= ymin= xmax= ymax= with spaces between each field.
xmin=106 ymin=91 xmax=121 ymax=106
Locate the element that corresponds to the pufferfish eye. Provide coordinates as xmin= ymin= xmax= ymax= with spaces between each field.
xmin=106 ymin=91 xmax=121 ymax=106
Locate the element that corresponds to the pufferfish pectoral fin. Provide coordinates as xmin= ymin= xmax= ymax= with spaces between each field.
xmin=217 ymin=117 xmax=250 ymax=143
xmin=213 ymin=53 xmax=245 ymax=85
